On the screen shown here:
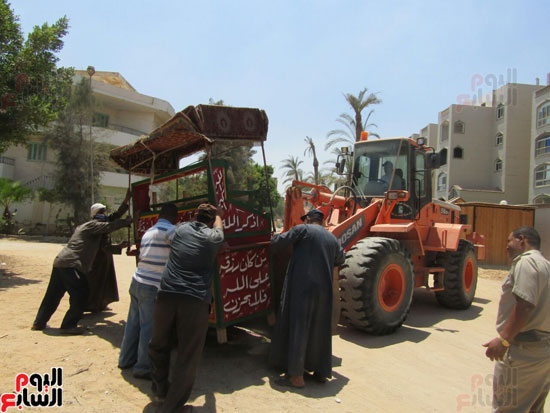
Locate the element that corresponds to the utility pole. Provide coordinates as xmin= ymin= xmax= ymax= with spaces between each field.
xmin=87 ymin=66 xmax=96 ymax=203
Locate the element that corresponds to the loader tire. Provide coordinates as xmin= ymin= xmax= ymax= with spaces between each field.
xmin=435 ymin=240 xmax=478 ymax=309
xmin=339 ymin=238 xmax=414 ymax=335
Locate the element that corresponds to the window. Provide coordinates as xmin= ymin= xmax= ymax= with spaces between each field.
xmin=496 ymin=133 xmax=504 ymax=146
xmin=496 ymin=104 xmax=504 ymax=120
xmin=27 ymin=142 xmax=47 ymax=161
xmin=495 ymin=158 xmax=503 ymax=172
xmin=534 ymin=194 xmax=550 ymax=204
xmin=437 ymin=172 xmax=447 ymax=192
xmin=453 ymin=147 xmax=463 ymax=159
xmin=440 ymin=121 xmax=449 ymax=141
xmin=454 ymin=121 xmax=465 ymax=134
xmin=93 ymin=112 xmax=109 ymax=127
xmin=535 ymin=134 xmax=550 ymax=157
xmin=537 ymin=101 xmax=550 ymax=127
xmin=535 ymin=163 xmax=550 ymax=187
xmin=439 ymin=148 xmax=448 ymax=164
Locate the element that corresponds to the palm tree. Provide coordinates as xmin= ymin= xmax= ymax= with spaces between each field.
xmin=280 ymin=155 xmax=304 ymax=186
xmin=0 ymin=178 xmax=32 ymax=234
xmin=303 ymin=136 xmax=319 ymax=185
xmin=326 ymin=88 xmax=381 ymax=151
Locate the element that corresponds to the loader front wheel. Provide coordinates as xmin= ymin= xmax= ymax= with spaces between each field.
xmin=339 ymin=238 xmax=414 ymax=335
xmin=435 ymin=240 xmax=478 ymax=309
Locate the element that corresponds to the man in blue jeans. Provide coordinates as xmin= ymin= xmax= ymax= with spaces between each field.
xmin=119 ymin=203 xmax=178 ymax=379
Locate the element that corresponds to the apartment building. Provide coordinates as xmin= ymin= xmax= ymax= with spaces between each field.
xmin=419 ymin=83 xmax=543 ymax=204
xmin=0 ymin=70 xmax=174 ymax=231
xmin=530 ymin=83 xmax=550 ymax=204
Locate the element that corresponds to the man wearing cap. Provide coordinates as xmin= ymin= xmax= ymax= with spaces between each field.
xmin=85 ymin=191 xmax=132 ymax=313
xmin=31 ymin=199 xmax=132 ymax=335
xmin=149 ymin=203 xmax=224 ymax=412
xmin=483 ymin=226 xmax=550 ymax=412
xmin=269 ymin=209 xmax=345 ymax=388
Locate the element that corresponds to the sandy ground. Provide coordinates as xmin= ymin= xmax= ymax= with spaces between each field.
xmin=0 ymin=237 xmax=542 ymax=413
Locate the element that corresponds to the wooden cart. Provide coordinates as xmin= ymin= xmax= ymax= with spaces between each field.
xmin=110 ymin=105 xmax=276 ymax=343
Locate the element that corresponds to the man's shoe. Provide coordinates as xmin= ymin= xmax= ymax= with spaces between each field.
xmin=59 ymin=327 xmax=84 ymax=335
xmin=31 ymin=323 xmax=47 ymax=331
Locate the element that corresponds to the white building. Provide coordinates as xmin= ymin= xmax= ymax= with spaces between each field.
xmin=530 ymin=82 xmax=550 ymax=204
xmin=419 ymin=82 xmax=544 ymax=204
xmin=0 ymin=70 xmax=174 ymax=233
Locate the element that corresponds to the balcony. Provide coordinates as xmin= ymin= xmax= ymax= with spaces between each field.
xmin=93 ymin=127 xmax=144 ymax=147
xmin=25 ymin=175 xmax=55 ymax=190
xmin=107 ymin=123 xmax=147 ymax=137
xmin=0 ymin=156 xmax=15 ymax=179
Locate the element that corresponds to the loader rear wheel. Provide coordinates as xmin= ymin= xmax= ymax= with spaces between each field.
xmin=339 ymin=238 xmax=414 ymax=335
xmin=435 ymin=240 xmax=478 ymax=309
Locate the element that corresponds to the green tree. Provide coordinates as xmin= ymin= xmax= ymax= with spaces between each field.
xmin=45 ymin=78 xmax=105 ymax=224
xmin=303 ymin=136 xmax=320 ymax=185
xmin=0 ymin=178 xmax=32 ymax=233
xmin=0 ymin=1 xmax=73 ymax=152
xmin=326 ymin=88 xmax=381 ymax=151
xmin=280 ymin=155 xmax=304 ymax=186
xmin=245 ymin=162 xmax=281 ymax=214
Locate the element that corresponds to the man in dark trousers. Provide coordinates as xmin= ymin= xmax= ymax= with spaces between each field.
xmin=85 ymin=190 xmax=131 ymax=313
xmin=269 ymin=209 xmax=345 ymax=388
xmin=32 ymin=204 xmax=131 ymax=335
xmin=149 ymin=204 xmax=224 ymax=412
xmin=483 ymin=226 xmax=550 ymax=412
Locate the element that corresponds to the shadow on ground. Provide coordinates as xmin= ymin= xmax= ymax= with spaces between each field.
xmin=0 ymin=268 xmax=41 ymax=291
xmin=99 ymin=318 xmax=351 ymax=413
xmin=338 ymin=287 xmax=489 ymax=349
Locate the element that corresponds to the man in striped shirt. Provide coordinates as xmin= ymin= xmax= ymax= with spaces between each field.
xmin=119 ymin=203 xmax=178 ymax=379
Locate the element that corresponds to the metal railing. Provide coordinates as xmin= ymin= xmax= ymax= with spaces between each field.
xmin=0 ymin=156 xmax=15 ymax=165
xmin=106 ymin=123 xmax=148 ymax=137
xmin=24 ymin=175 xmax=55 ymax=190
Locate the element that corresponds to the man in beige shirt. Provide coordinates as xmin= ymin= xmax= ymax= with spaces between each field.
xmin=483 ymin=226 xmax=550 ymax=412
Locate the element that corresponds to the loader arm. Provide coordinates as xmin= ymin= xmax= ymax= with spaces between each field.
xmin=329 ymin=201 xmax=381 ymax=251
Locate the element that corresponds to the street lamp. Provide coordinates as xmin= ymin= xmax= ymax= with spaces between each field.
xmin=87 ymin=65 xmax=96 ymax=204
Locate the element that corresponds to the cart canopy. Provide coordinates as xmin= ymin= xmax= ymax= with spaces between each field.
xmin=110 ymin=104 xmax=268 ymax=175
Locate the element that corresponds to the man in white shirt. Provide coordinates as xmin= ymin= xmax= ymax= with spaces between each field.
xmin=118 ymin=203 xmax=178 ymax=379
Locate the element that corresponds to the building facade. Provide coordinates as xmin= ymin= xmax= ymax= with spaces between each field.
xmin=0 ymin=70 xmax=174 ymax=233
xmin=530 ymin=84 xmax=550 ymax=204
xmin=419 ymin=83 xmax=543 ymax=204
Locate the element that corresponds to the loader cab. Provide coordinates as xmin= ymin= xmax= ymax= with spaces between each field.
xmin=351 ymin=138 xmax=439 ymax=220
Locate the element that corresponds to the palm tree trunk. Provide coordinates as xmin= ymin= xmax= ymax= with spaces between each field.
xmin=355 ymin=113 xmax=362 ymax=141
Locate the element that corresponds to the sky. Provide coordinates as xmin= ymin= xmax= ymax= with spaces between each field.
xmin=11 ymin=0 xmax=550 ymax=193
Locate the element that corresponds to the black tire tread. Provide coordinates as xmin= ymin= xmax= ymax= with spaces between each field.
xmin=435 ymin=240 xmax=478 ymax=309
xmin=339 ymin=237 xmax=414 ymax=335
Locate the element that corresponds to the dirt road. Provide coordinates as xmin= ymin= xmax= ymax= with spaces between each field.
xmin=0 ymin=238 xmax=525 ymax=412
